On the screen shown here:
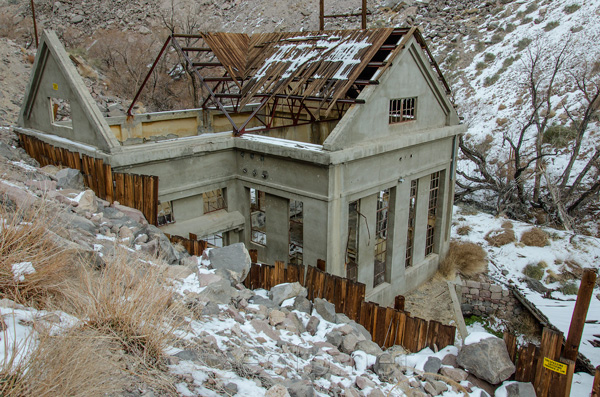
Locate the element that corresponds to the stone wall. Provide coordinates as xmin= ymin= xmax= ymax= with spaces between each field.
xmin=460 ymin=279 xmax=524 ymax=318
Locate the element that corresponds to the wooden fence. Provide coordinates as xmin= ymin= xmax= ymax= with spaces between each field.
xmin=165 ymin=233 xmax=208 ymax=257
xmin=17 ymin=133 xmax=159 ymax=225
xmin=242 ymin=252 xmax=456 ymax=352
xmin=504 ymin=328 xmax=576 ymax=397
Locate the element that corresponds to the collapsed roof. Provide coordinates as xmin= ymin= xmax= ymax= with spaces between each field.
xmin=129 ymin=27 xmax=450 ymax=135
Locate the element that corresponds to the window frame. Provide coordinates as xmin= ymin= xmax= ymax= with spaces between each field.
xmin=389 ymin=97 xmax=417 ymax=124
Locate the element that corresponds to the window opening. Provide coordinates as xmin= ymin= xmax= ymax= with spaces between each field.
xmin=203 ymin=188 xmax=227 ymax=214
xmin=204 ymin=233 xmax=224 ymax=248
xmin=50 ymin=98 xmax=72 ymax=124
xmin=405 ymin=180 xmax=418 ymax=267
xmin=250 ymin=188 xmax=267 ymax=245
xmin=346 ymin=200 xmax=360 ymax=282
xmin=426 ymin=171 xmax=441 ymax=256
xmin=157 ymin=201 xmax=175 ymax=226
xmin=374 ymin=189 xmax=390 ymax=287
xmin=389 ymin=97 xmax=417 ymax=124
xmin=289 ymin=200 xmax=303 ymax=266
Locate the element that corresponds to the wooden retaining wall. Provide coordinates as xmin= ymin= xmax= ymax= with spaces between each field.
xmin=17 ymin=133 xmax=159 ymax=225
xmin=165 ymin=233 xmax=208 ymax=257
xmin=243 ymin=252 xmax=456 ymax=352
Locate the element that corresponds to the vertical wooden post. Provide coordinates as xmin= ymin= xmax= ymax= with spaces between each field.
xmin=317 ymin=259 xmax=326 ymax=271
xmin=319 ymin=0 xmax=324 ymax=30
xmin=591 ymin=366 xmax=600 ymax=397
xmin=549 ymin=358 xmax=575 ymax=397
xmin=504 ymin=332 xmax=518 ymax=363
xmin=534 ymin=328 xmax=564 ymax=397
xmin=564 ymin=268 xmax=597 ymax=362
xmin=394 ymin=295 xmax=405 ymax=311
xmin=361 ymin=0 xmax=367 ymax=29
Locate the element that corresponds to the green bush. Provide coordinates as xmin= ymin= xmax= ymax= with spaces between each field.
xmin=502 ymin=56 xmax=516 ymax=68
xmin=515 ymin=38 xmax=532 ymax=51
xmin=476 ymin=62 xmax=488 ymax=71
xmin=543 ymin=124 xmax=578 ymax=147
xmin=564 ymin=4 xmax=581 ymax=14
xmin=490 ymin=33 xmax=504 ymax=45
xmin=571 ymin=26 xmax=584 ymax=33
xmin=525 ymin=3 xmax=539 ymax=14
xmin=475 ymin=41 xmax=486 ymax=52
xmin=560 ymin=281 xmax=579 ymax=295
xmin=544 ymin=21 xmax=560 ymax=32
xmin=484 ymin=74 xmax=500 ymax=87
xmin=484 ymin=52 xmax=496 ymax=63
xmin=523 ymin=263 xmax=544 ymax=280
xmin=521 ymin=16 xmax=533 ymax=25
xmin=506 ymin=23 xmax=517 ymax=33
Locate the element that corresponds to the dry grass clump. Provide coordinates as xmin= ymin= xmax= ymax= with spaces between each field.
xmin=0 ymin=202 xmax=78 ymax=308
xmin=523 ymin=262 xmax=545 ymax=280
xmin=456 ymin=225 xmax=472 ymax=236
xmin=520 ymin=227 xmax=549 ymax=247
xmin=484 ymin=227 xmax=516 ymax=247
xmin=72 ymin=250 xmax=181 ymax=371
xmin=0 ymin=328 xmax=122 ymax=397
xmin=439 ymin=241 xmax=488 ymax=279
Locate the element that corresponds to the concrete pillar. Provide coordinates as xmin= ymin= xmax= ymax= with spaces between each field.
xmin=304 ymin=198 xmax=329 ymax=270
xmin=412 ymin=173 xmax=431 ymax=266
xmin=265 ymin=193 xmax=289 ymax=264
xmin=433 ymin=169 xmax=448 ymax=256
xmin=357 ymin=194 xmax=377 ymax=291
xmin=388 ymin=180 xmax=411 ymax=292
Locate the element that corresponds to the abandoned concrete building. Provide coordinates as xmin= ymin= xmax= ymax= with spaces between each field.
xmin=16 ymin=27 xmax=465 ymax=306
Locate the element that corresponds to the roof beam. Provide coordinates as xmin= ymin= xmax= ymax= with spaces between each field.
xmin=214 ymin=93 xmax=365 ymax=104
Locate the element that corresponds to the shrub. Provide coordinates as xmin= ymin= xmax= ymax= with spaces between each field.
xmin=502 ymin=56 xmax=516 ymax=69
xmin=457 ymin=225 xmax=472 ymax=235
xmin=439 ymin=241 xmax=488 ymax=279
xmin=484 ymin=52 xmax=496 ymax=63
xmin=515 ymin=38 xmax=532 ymax=51
xmin=520 ymin=227 xmax=549 ymax=247
xmin=484 ymin=74 xmax=500 ymax=87
xmin=475 ymin=41 xmax=486 ymax=53
xmin=523 ymin=263 xmax=545 ymax=280
xmin=476 ymin=62 xmax=488 ymax=71
xmin=560 ymin=281 xmax=579 ymax=295
xmin=490 ymin=33 xmax=504 ymax=45
xmin=506 ymin=23 xmax=517 ymax=33
xmin=521 ymin=17 xmax=533 ymax=25
xmin=524 ymin=3 xmax=539 ymax=14
xmin=543 ymin=124 xmax=578 ymax=147
xmin=544 ymin=21 xmax=560 ymax=32
xmin=497 ymin=118 xmax=508 ymax=126
xmin=485 ymin=228 xmax=516 ymax=247
xmin=0 ymin=202 xmax=77 ymax=308
xmin=564 ymin=4 xmax=581 ymax=14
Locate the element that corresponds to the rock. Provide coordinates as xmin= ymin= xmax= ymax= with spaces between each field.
xmin=423 ymin=356 xmax=442 ymax=374
xmin=112 ymin=202 xmax=148 ymax=225
xmin=522 ymin=276 xmax=549 ymax=294
xmin=349 ymin=320 xmax=371 ymax=340
xmin=355 ymin=340 xmax=383 ymax=356
xmin=269 ymin=310 xmax=286 ymax=326
xmin=440 ymin=367 xmax=468 ymax=382
xmin=198 ymin=272 xmax=223 ymax=287
xmin=313 ymin=298 xmax=336 ymax=322
xmin=119 ymin=225 xmax=134 ymax=240
xmin=374 ymin=353 xmax=397 ymax=381
xmin=441 ymin=353 xmax=458 ymax=367
xmin=497 ymin=381 xmax=536 ymax=397
xmin=368 ymin=389 xmax=385 ymax=397
xmin=306 ymin=316 xmax=320 ymax=336
xmin=174 ymin=349 xmax=200 ymax=362
xmin=70 ymin=14 xmax=84 ymax=24
xmin=293 ymin=296 xmax=312 ymax=313
xmin=355 ymin=375 xmax=375 ymax=390
xmin=284 ymin=379 xmax=315 ymax=397
xmin=344 ymin=387 xmax=360 ymax=397
xmin=251 ymin=319 xmax=280 ymax=341
xmin=341 ymin=333 xmax=360 ymax=353
xmin=335 ymin=313 xmax=351 ymax=324
xmin=198 ymin=278 xmax=239 ymax=304
xmin=265 ymin=384 xmax=290 ymax=397
xmin=223 ymin=383 xmax=238 ymax=395
xmin=457 ymin=336 xmax=516 ymax=384
xmin=207 ymin=243 xmax=251 ymax=283
xmin=0 ymin=142 xmax=19 ymax=161
xmin=61 ymin=212 xmax=97 ymax=235
xmin=326 ymin=331 xmax=343 ymax=347
xmin=202 ymin=302 xmax=220 ymax=315
xmin=270 ymin=282 xmax=307 ymax=306
xmin=56 ymin=168 xmax=84 ymax=190
xmin=74 ymin=189 xmax=97 ymax=213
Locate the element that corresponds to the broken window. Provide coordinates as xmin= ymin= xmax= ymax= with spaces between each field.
xmin=426 ymin=171 xmax=441 ymax=256
xmin=250 ymin=188 xmax=266 ymax=245
xmin=157 ymin=201 xmax=175 ymax=226
xmin=50 ymin=98 xmax=72 ymax=124
xmin=289 ymin=200 xmax=303 ymax=266
xmin=405 ymin=180 xmax=418 ymax=268
xmin=203 ymin=188 xmax=227 ymax=214
xmin=346 ymin=200 xmax=360 ymax=282
xmin=204 ymin=233 xmax=224 ymax=248
xmin=374 ymin=189 xmax=390 ymax=287
xmin=389 ymin=97 xmax=417 ymax=124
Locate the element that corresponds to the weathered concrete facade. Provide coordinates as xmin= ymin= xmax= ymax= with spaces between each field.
xmin=16 ymin=29 xmax=466 ymax=306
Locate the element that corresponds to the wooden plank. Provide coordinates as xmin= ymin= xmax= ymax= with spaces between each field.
xmin=403 ymin=316 xmax=419 ymax=352
xmin=427 ymin=320 xmax=441 ymax=351
xmin=85 ymin=156 xmax=97 ymax=192
xmin=275 ymin=261 xmax=285 ymax=286
xmin=534 ymin=328 xmax=564 ymax=397
xmin=374 ymin=305 xmax=387 ymax=346
xmin=124 ymin=173 xmax=135 ymax=208
xmin=549 ymin=358 xmax=575 ymax=397
xmin=114 ymin=172 xmax=125 ymax=204
xmin=324 ymin=274 xmax=336 ymax=304
xmin=416 ymin=317 xmax=429 ymax=352
xmin=592 ymin=365 xmax=600 ymax=397
xmin=305 ymin=266 xmax=315 ymax=300
xmin=564 ymin=268 xmax=597 ymax=362
xmin=355 ymin=282 xmax=366 ymax=322
xmin=249 ymin=249 xmax=258 ymax=264
xmin=103 ymin=163 xmax=113 ymax=202
xmin=395 ymin=311 xmax=407 ymax=347
xmin=515 ymin=343 xmax=538 ymax=383
xmin=95 ymin=158 xmax=106 ymax=199
xmin=133 ymin=174 xmax=144 ymax=213
xmin=142 ymin=175 xmax=152 ymax=223
xmin=437 ymin=323 xmax=456 ymax=350
xmin=150 ymin=175 xmax=159 ymax=226
xmin=334 ymin=277 xmax=346 ymax=314
xmin=394 ymin=295 xmax=405 ymax=311
xmin=298 ymin=264 xmax=305 ymax=286
xmin=317 ymin=259 xmax=326 ymax=272
xmin=383 ymin=307 xmax=396 ymax=348
xmin=504 ymin=332 xmax=518 ymax=364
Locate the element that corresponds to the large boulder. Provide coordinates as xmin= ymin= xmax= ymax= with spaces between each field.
xmin=207 ymin=243 xmax=251 ymax=283
xmin=457 ymin=334 xmax=515 ymax=384
xmin=56 ymin=168 xmax=84 ymax=190
xmin=198 ymin=278 xmax=239 ymax=304
xmin=313 ymin=298 xmax=336 ymax=322
xmin=269 ymin=282 xmax=307 ymax=306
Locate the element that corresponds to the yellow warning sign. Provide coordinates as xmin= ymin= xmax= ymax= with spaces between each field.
xmin=543 ymin=357 xmax=567 ymax=375
xmin=52 ymin=83 xmax=58 ymax=90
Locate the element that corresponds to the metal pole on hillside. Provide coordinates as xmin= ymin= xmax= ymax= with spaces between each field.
xmin=30 ymin=0 xmax=38 ymax=48
xmin=563 ymin=268 xmax=597 ymax=362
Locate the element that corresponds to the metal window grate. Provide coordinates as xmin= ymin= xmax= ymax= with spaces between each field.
xmin=250 ymin=188 xmax=267 ymax=245
xmin=405 ymin=180 xmax=418 ymax=268
xmin=203 ymin=188 xmax=227 ymax=214
xmin=374 ymin=189 xmax=390 ymax=287
xmin=157 ymin=201 xmax=175 ymax=226
xmin=389 ymin=97 xmax=417 ymax=124
xmin=289 ymin=200 xmax=303 ymax=266
xmin=346 ymin=201 xmax=360 ymax=282
xmin=425 ymin=171 xmax=441 ymax=256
